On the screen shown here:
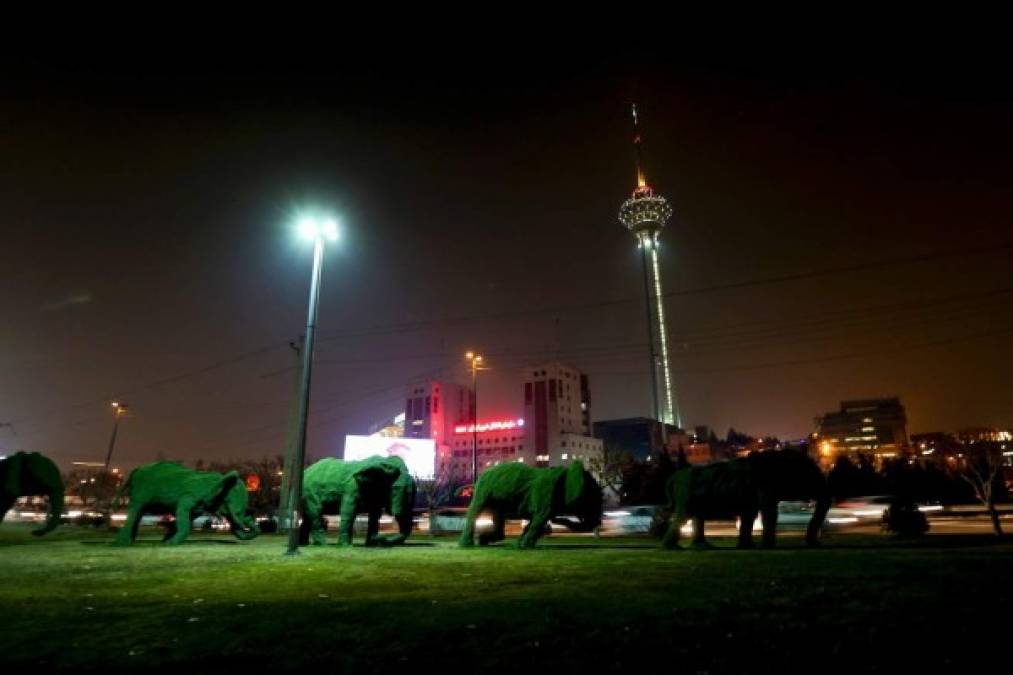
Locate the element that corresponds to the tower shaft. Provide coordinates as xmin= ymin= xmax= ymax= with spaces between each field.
xmin=649 ymin=240 xmax=679 ymax=428
xmin=618 ymin=103 xmax=682 ymax=429
xmin=638 ymin=235 xmax=661 ymax=421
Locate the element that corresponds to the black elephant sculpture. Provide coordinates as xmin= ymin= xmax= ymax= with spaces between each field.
xmin=661 ymin=450 xmax=831 ymax=549
xmin=112 ymin=462 xmax=259 ymax=545
xmin=0 ymin=451 xmax=64 ymax=535
xmin=298 ymin=455 xmax=417 ymax=547
xmin=458 ymin=460 xmax=602 ymax=548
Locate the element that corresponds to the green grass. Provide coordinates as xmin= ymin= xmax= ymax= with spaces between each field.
xmin=1 ymin=524 xmax=1010 ymax=673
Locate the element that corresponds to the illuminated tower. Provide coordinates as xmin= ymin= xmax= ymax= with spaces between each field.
xmin=618 ymin=104 xmax=681 ymax=428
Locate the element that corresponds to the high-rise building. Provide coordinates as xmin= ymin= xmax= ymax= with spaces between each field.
xmin=523 ymin=363 xmax=603 ymax=467
xmin=404 ymin=380 xmax=472 ymax=446
xmin=815 ymin=397 xmax=909 ymax=462
xmin=617 ymin=103 xmax=681 ymax=427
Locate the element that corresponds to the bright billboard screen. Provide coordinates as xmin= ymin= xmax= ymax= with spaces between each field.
xmin=343 ymin=435 xmax=436 ymax=480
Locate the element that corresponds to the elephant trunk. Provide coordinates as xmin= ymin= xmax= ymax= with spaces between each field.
xmin=807 ymin=487 xmax=832 ymax=546
xmin=33 ymin=489 xmax=64 ymax=536
xmin=226 ymin=513 xmax=260 ymax=540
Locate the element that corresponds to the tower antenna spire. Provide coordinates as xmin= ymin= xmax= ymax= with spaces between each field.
xmin=632 ymin=103 xmax=648 ymax=189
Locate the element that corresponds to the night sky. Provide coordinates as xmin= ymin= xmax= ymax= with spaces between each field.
xmin=3 ymin=40 xmax=1011 ymax=469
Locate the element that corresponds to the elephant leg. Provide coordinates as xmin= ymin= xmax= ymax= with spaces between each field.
xmin=738 ymin=510 xmax=757 ymax=549
xmin=113 ymin=502 xmax=145 ymax=546
xmin=691 ymin=516 xmax=712 ymax=549
xmin=337 ymin=495 xmax=357 ymax=546
xmin=517 ymin=511 xmax=550 ymax=549
xmin=807 ymin=492 xmax=831 ymax=547
xmin=458 ymin=497 xmax=485 ymax=548
xmin=300 ymin=495 xmax=326 ymax=546
xmin=759 ymin=504 xmax=778 ymax=548
xmin=478 ymin=510 xmax=505 ymax=546
xmin=33 ymin=489 xmax=64 ymax=536
xmin=0 ymin=495 xmax=16 ymax=526
xmin=661 ymin=512 xmax=686 ymax=550
xmin=166 ymin=500 xmax=196 ymax=545
xmin=364 ymin=509 xmax=381 ymax=547
xmin=161 ymin=518 xmax=178 ymax=542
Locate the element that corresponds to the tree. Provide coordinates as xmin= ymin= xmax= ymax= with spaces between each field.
xmin=63 ymin=468 xmax=121 ymax=508
xmin=198 ymin=455 xmax=284 ymax=515
xmin=586 ymin=443 xmax=633 ymax=504
xmin=956 ymin=443 xmax=1008 ymax=537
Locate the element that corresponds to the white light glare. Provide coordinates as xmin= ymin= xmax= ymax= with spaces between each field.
xmin=297 ymin=215 xmax=340 ymax=242
xmin=322 ymin=218 xmax=339 ymax=241
xmin=298 ymin=217 xmax=319 ymax=241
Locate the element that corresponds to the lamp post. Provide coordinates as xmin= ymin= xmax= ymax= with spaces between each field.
xmin=465 ymin=352 xmax=485 ymax=485
xmin=103 ymin=402 xmax=128 ymax=472
xmin=285 ymin=215 xmax=338 ymax=556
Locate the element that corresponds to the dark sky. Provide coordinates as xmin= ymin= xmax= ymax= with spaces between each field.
xmin=3 ymin=39 xmax=1012 ymax=469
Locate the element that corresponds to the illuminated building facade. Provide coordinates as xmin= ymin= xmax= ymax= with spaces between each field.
xmin=404 ymin=380 xmax=472 ymax=445
xmin=445 ymin=417 xmax=528 ymax=477
xmin=618 ymin=104 xmax=681 ymax=428
xmin=524 ymin=363 xmax=603 ymax=468
xmin=815 ymin=398 xmax=909 ymax=462
xmin=400 ymin=367 xmax=602 ymax=480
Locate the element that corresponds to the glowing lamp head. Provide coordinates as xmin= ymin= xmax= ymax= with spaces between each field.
xmin=297 ymin=215 xmax=339 ymax=242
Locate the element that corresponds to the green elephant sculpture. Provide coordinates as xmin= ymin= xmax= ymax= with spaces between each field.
xmin=0 ymin=451 xmax=64 ymax=535
xmin=458 ymin=460 xmax=602 ymax=549
xmin=298 ymin=455 xmax=417 ymax=547
xmin=661 ymin=450 xmax=831 ymax=549
xmin=112 ymin=462 xmax=259 ymax=545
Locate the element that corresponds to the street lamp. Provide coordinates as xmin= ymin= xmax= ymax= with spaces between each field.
xmin=103 ymin=402 xmax=128 ymax=472
xmin=285 ymin=213 xmax=339 ymax=556
xmin=465 ymin=352 xmax=486 ymax=485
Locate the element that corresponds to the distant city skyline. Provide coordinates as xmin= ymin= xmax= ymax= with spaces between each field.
xmin=3 ymin=52 xmax=1012 ymax=468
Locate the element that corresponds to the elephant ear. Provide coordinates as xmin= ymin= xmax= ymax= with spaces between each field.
xmin=3 ymin=453 xmax=24 ymax=496
xmin=220 ymin=470 xmax=242 ymax=494
xmin=352 ymin=463 xmax=398 ymax=488
xmin=564 ymin=460 xmax=586 ymax=506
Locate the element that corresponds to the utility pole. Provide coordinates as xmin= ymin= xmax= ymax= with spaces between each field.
xmin=279 ymin=336 xmax=301 ymax=531
xmin=285 ymin=220 xmax=334 ymax=556
xmin=103 ymin=402 xmax=128 ymax=472
xmin=465 ymin=352 xmax=485 ymax=486
xmin=277 ymin=338 xmax=303 ymax=532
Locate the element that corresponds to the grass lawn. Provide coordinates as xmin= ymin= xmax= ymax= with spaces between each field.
xmin=1 ymin=524 xmax=1010 ymax=673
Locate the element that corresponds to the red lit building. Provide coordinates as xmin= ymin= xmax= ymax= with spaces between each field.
xmin=399 ymin=363 xmax=603 ymax=482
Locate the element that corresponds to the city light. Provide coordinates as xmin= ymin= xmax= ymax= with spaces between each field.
xmin=454 ymin=418 xmax=525 ymax=434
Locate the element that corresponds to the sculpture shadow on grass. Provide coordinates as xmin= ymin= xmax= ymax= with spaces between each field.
xmin=84 ymin=538 xmax=242 ymax=547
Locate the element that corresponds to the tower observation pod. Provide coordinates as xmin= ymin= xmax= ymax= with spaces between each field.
xmin=617 ymin=103 xmax=682 ymax=428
